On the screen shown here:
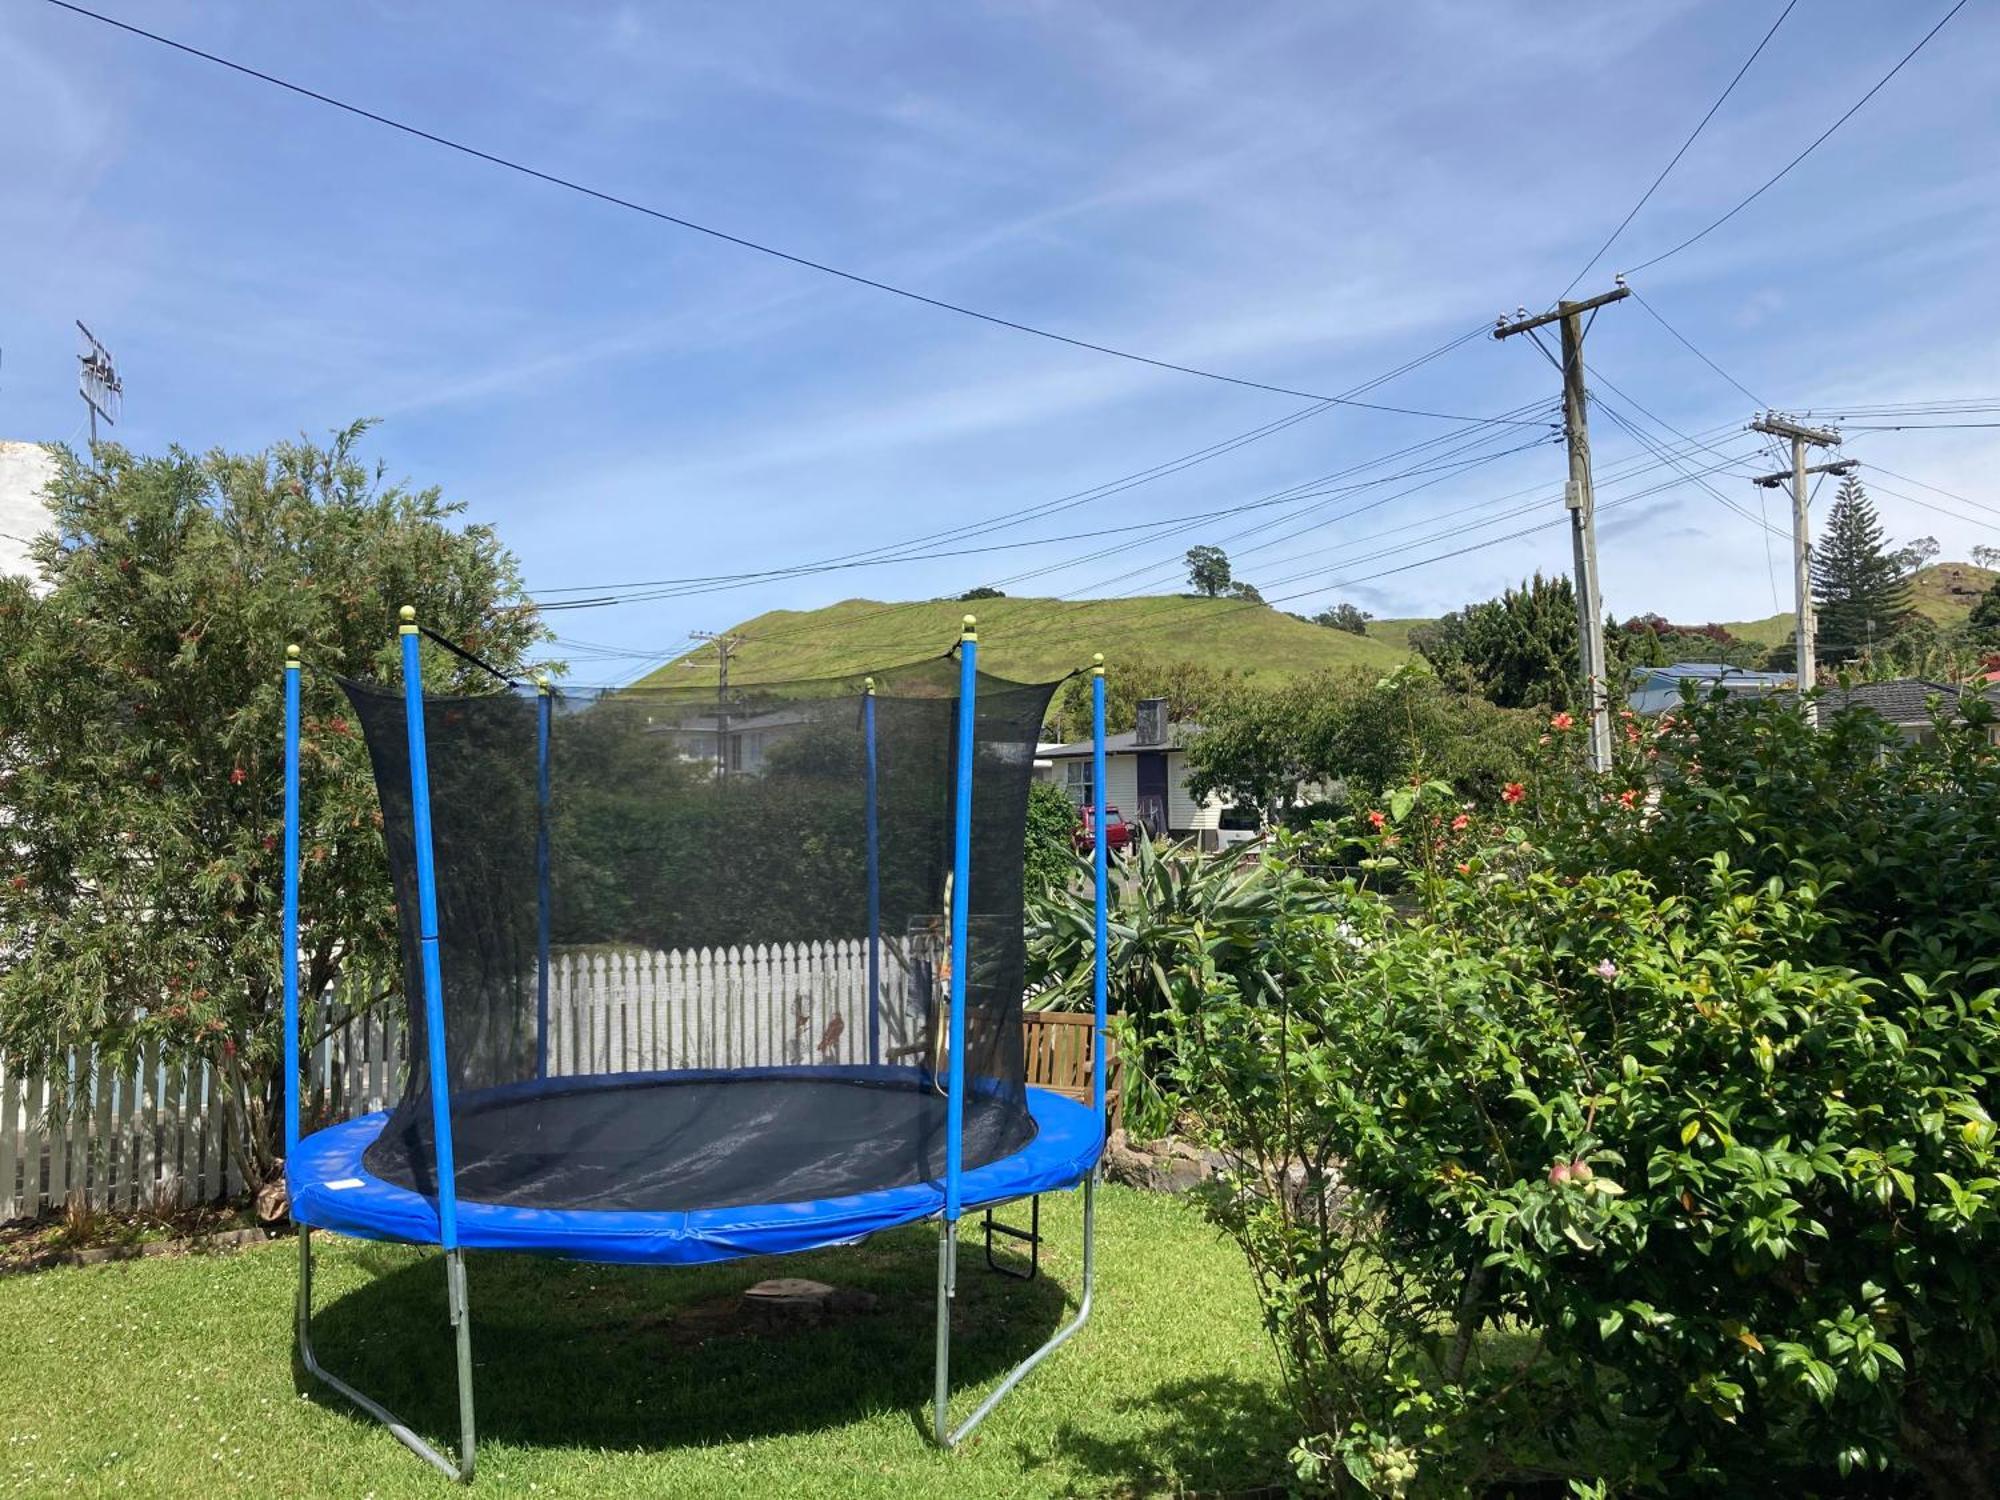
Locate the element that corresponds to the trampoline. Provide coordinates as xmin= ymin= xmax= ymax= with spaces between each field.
xmin=278 ymin=611 xmax=1114 ymax=1481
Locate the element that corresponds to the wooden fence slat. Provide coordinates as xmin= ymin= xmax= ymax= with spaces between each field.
xmin=0 ymin=1064 xmax=20 ymax=1221
xmin=137 ymin=1042 xmax=160 ymax=1212
xmin=46 ymin=1061 xmax=72 ymax=1212
xmin=164 ymin=1053 xmax=189 ymax=1210
xmin=209 ymin=1053 xmax=233 ymax=1202
xmin=21 ymin=1071 xmax=48 ymax=1220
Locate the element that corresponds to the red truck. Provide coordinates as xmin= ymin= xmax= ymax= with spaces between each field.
xmin=1072 ymin=805 xmax=1134 ymax=855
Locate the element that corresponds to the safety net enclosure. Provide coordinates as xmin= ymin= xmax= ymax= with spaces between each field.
xmin=284 ymin=615 xmax=1113 ymax=1477
xmin=315 ymin=652 xmax=1065 ymax=1223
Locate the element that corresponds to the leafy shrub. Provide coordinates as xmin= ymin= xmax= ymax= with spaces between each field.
xmin=1182 ymin=664 xmax=1537 ymax=826
xmin=1024 ymin=836 xmax=1322 ymax=1139
xmin=1023 ymin=780 xmax=1081 ymax=896
xmin=1152 ymin=698 xmax=2000 ymax=1495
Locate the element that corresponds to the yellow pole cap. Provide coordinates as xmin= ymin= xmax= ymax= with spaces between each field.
xmin=1092 ymin=651 xmax=1105 ymax=677
xmin=961 ymin=613 xmax=978 ymax=640
xmin=535 ymin=673 xmax=551 ymax=694
xmin=285 ymin=644 xmax=301 ymax=665
xmin=398 ymin=604 xmax=418 ymax=634
xmin=864 ymin=676 xmax=876 ymax=695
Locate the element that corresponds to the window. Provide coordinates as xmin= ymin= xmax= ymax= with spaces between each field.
xmin=1063 ymin=760 xmax=1092 ymax=807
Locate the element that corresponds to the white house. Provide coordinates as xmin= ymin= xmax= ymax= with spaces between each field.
xmin=1034 ymin=697 xmax=1251 ymax=847
xmin=0 ymin=440 xmax=55 ymax=586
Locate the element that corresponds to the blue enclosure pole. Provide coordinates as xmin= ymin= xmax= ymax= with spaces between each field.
xmin=944 ymin=617 xmax=978 ymax=1223
xmin=281 ymin=645 xmax=302 ymax=1160
xmin=864 ymin=677 xmax=882 ymax=1067
xmin=398 ymin=607 xmax=460 ymax=1249
xmin=1091 ymin=653 xmax=1109 ymax=1130
xmin=935 ymin=625 xmax=1101 ymax=1449
xmin=535 ymin=675 xmax=552 ymax=1079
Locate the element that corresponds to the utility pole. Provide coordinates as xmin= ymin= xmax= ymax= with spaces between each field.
xmin=688 ymin=630 xmax=744 ymax=776
xmin=1748 ymin=414 xmax=1850 ymax=723
xmin=1494 ymin=282 xmax=1629 ymax=772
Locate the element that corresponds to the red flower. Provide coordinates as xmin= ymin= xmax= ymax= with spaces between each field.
xmin=1450 ymin=813 xmax=1470 ymax=832
xmin=221 ymin=1037 xmax=237 ymax=1060
xmin=1618 ymin=788 xmax=1639 ymax=809
xmin=1502 ymin=782 xmax=1526 ymax=804
xmin=7 ymin=875 xmax=26 ymax=892
xmin=1456 ymin=861 xmax=1472 ymax=876
xmin=329 ymin=717 xmax=351 ymax=737
xmin=1550 ymin=711 xmax=1574 ymax=732
xmin=1367 ymin=809 xmax=1387 ymax=830
xmin=230 ymin=766 xmax=247 ymax=785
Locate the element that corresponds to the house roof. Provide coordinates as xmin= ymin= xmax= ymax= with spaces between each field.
xmin=1812 ymin=678 xmax=1993 ymax=726
xmin=1037 ymin=723 xmax=1200 ymax=759
xmin=1628 ymin=663 xmax=1794 ymax=715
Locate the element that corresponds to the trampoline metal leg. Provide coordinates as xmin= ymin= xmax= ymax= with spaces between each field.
xmin=932 ymin=1172 xmax=1097 ymax=1450
xmin=296 ymin=1227 xmax=477 ymax=1482
xmin=932 ymin=1219 xmax=956 ymax=1447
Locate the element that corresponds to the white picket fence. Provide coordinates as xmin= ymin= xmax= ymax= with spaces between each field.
xmin=0 ymin=938 xmax=919 ymax=1222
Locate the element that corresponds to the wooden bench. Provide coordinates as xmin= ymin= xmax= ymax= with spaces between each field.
xmin=1021 ymin=1010 xmax=1123 ymax=1128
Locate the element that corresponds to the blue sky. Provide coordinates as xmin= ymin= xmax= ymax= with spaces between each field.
xmin=3 ymin=0 xmax=1997 ymax=677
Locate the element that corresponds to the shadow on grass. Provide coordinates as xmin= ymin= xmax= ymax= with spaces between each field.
xmin=1026 ymin=1374 xmax=1296 ymax=1498
xmin=296 ymin=1224 xmax=1069 ymax=1453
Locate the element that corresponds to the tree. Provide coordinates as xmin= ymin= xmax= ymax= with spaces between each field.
xmin=1969 ymin=579 xmax=2000 ymax=639
xmin=1310 ymin=602 xmax=1372 ymax=635
xmin=1185 ymin=545 xmax=1232 ymax=597
xmin=1812 ymin=475 xmax=1913 ymax=665
xmin=958 ymin=585 xmax=1006 ymax=601
xmin=1023 ymin=780 xmax=1081 ymax=895
xmin=0 ymin=424 xmax=545 ymax=1193
xmin=1412 ymin=574 xmax=1582 ymax=710
xmin=1973 ymin=544 xmax=2000 ymax=570
xmin=1044 ymin=651 xmax=1240 ymax=743
xmin=1226 ymin=579 xmax=1264 ymax=605
xmin=1892 ymin=535 xmax=1940 ymax=573
xmin=1182 ymin=665 xmax=1537 ymax=821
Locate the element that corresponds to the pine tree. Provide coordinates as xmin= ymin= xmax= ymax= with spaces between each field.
xmin=1811 ymin=475 xmax=1912 ymax=666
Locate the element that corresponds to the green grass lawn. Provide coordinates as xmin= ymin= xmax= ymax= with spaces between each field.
xmin=0 ymin=1186 xmax=1291 ymax=1498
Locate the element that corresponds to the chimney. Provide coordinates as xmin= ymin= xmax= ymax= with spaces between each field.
xmin=1134 ymin=697 xmax=1168 ymax=747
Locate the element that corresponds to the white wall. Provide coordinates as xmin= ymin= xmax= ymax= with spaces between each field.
xmin=0 ymin=441 xmax=55 ymax=587
xmin=1167 ymin=750 xmax=1221 ymax=832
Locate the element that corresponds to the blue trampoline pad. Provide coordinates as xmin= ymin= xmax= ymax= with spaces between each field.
xmin=290 ymin=1071 xmax=1103 ymax=1266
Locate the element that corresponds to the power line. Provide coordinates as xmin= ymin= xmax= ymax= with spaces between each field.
xmin=537 ymin=401 xmax=1556 ymax=615
xmin=1855 ymin=461 xmax=2000 ymax=519
xmin=675 ymin=401 xmax=1560 ymax=642
xmin=1058 ymin=411 xmax=1557 ymax=599
xmin=44 ymin=0 xmax=1514 ymax=416
xmin=533 ymin=324 xmax=1495 ymax=600
xmin=1623 ymin=0 xmax=1970 ymax=276
xmin=1627 ymin=286 xmax=1766 ymax=407
xmin=1855 ymin=468 xmax=2000 ymax=535
xmin=1842 ymin=422 xmax=2000 ymax=432
xmin=1559 ymin=0 xmax=1798 ymax=298
xmin=642 ymin=425 xmax=1769 ymax=674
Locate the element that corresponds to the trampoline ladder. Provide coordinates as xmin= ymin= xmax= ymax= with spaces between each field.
xmin=296 ymin=1227 xmax=478 ymax=1482
xmin=980 ymin=1195 xmax=1041 ymax=1282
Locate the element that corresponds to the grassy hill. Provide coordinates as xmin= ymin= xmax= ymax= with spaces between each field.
xmin=1718 ymin=562 xmax=1997 ymax=646
xmin=643 ymin=564 xmax=1995 ymax=690
xmin=644 ymin=594 xmax=1408 ymax=688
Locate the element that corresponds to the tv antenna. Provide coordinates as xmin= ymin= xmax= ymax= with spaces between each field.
xmin=77 ymin=321 xmax=123 ymax=447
